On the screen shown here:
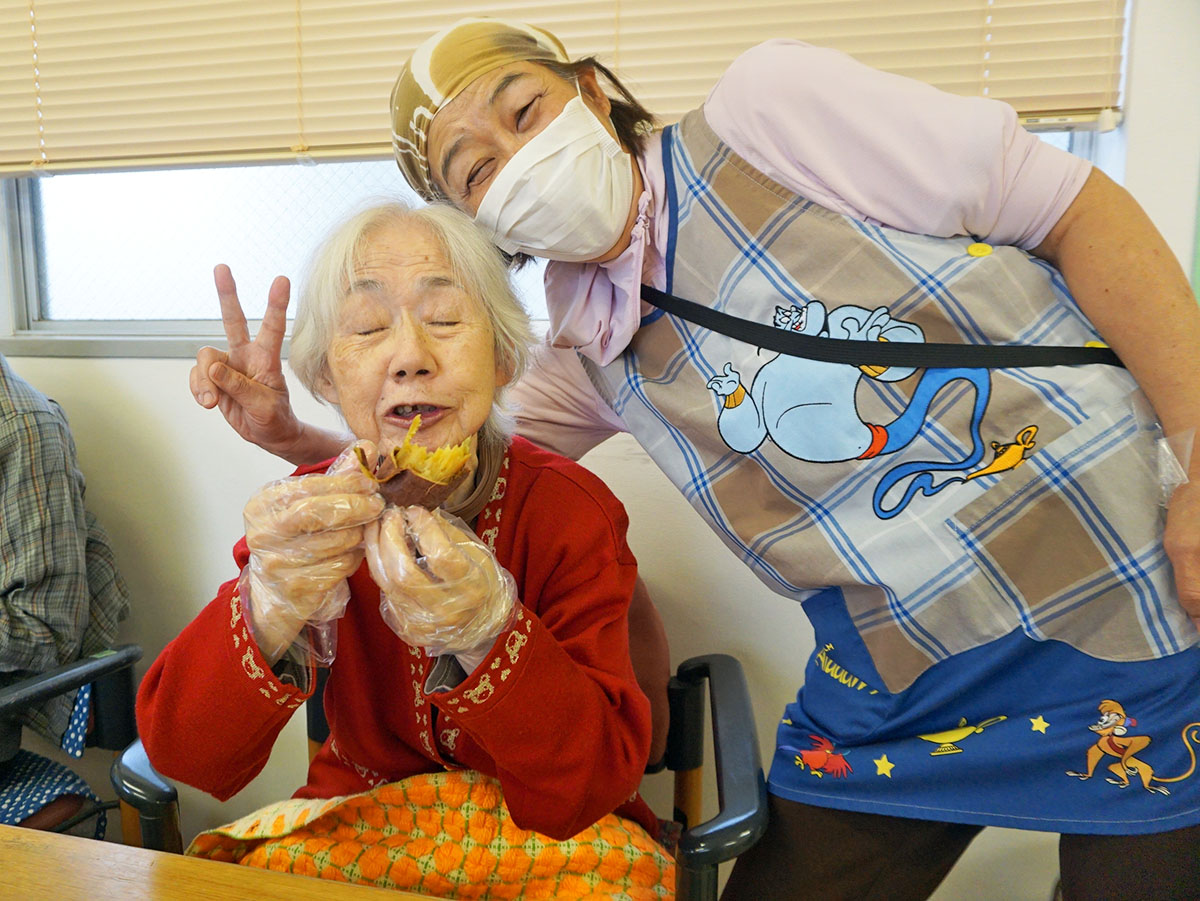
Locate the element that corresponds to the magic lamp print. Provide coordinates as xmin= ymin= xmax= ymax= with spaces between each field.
xmin=917 ymin=716 xmax=1007 ymax=756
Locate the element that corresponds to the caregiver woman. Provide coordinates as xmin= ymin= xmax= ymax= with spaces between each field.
xmin=193 ymin=18 xmax=1200 ymax=900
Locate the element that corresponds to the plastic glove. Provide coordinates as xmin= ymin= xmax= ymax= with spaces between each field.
xmin=241 ymin=439 xmax=385 ymax=663
xmin=364 ymin=506 xmax=517 ymax=658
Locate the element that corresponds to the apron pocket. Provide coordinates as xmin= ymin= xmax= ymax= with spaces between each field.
xmin=944 ymin=394 xmax=1188 ymax=662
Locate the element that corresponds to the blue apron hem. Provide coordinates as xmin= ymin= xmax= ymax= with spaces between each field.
xmin=766 ymin=778 xmax=1200 ymax=836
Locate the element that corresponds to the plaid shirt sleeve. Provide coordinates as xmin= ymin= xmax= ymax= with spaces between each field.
xmin=0 ymin=362 xmax=130 ymax=742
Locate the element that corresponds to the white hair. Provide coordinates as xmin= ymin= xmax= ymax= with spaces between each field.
xmin=289 ymin=201 xmax=535 ymax=444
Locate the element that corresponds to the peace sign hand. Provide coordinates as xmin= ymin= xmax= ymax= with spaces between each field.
xmin=189 ymin=264 xmax=305 ymax=460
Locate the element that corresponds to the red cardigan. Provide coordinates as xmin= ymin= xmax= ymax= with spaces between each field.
xmin=138 ymin=437 xmax=656 ymax=839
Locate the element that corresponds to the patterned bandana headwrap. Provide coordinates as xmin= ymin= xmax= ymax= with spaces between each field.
xmin=391 ymin=18 xmax=570 ymax=202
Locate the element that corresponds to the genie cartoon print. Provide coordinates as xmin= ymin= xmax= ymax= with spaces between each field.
xmin=705 ymin=300 xmax=1038 ymax=518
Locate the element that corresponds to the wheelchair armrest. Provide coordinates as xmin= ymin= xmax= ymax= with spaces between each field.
xmin=674 ymin=654 xmax=768 ymax=891
xmin=110 ymin=737 xmax=183 ymax=853
xmin=111 ymin=737 xmax=177 ymax=811
xmin=0 ymin=644 xmax=142 ymax=717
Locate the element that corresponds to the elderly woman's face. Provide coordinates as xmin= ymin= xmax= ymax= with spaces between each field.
xmin=318 ymin=222 xmax=505 ymax=451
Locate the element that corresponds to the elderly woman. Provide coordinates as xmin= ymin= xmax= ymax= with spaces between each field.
xmin=140 ymin=202 xmax=673 ymax=898
xmin=192 ymin=18 xmax=1200 ymax=901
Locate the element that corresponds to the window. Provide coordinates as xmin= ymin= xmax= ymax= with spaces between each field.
xmin=34 ymin=161 xmax=415 ymax=322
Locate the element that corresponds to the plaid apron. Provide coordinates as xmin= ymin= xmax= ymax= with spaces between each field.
xmin=583 ymin=109 xmax=1200 ymax=832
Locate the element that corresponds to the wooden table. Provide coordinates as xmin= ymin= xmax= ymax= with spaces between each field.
xmin=0 ymin=824 xmax=426 ymax=900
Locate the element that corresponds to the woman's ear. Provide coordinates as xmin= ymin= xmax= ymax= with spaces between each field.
xmin=494 ymin=356 xmax=516 ymax=391
xmin=577 ymin=66 xmax=611 ymax=117
xmin=316 ymin=369 xmax=340 ymax=405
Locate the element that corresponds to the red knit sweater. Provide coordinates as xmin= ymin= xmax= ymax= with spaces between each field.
xmin=138 ymin=437 xmax=656 ymax=839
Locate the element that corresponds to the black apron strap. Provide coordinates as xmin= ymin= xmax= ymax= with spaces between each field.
xmin=640 ymin=284 xmax=1124 ymax=369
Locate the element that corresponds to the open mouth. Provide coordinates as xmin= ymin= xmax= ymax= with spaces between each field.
xmin=389 ymin=403 xmax=442 ymax=423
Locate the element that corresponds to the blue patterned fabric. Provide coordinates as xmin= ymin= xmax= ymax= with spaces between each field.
xmin=771 ymin=588 xmax=1200 ymax=834
xmin=583 ymin=108 xmax=1200 ymax=833
xmin=0 ymin=749 xmax=105 ymax=837
xmin=60 ymin=682 xmax=90 ymax=758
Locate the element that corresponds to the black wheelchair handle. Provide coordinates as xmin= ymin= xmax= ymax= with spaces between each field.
xmin=110 ymin=737 xmax=178 ymax=812
xmin=0 ymin=644 xmax=142 ymax=715
xmin=674 ymin=653 xmax=769 ymax=867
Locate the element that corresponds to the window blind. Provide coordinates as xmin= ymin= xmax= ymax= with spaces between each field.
xmin=0 ymin=0 xmax=1125 ymax=174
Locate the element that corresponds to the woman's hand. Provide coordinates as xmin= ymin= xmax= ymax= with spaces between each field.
xmin=241 ymin=442 xmax=385 ymax=662
xmin=191 ymin=265 xmax=347 ymax=466
xmin=365 ymin=506 xmax=517 ymax=658
xmin=1163 ymin=478 xmax=1200 ymax=633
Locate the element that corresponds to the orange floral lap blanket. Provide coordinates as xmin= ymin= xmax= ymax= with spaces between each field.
xmin=188 ymin=770 xmax=675 ymax=900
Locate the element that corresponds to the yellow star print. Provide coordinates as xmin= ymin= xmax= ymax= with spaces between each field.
xmin=874 ymin=754 xmax=895 ymax=777
xmin=1030 ymin=715 xmax=1049 ymax=733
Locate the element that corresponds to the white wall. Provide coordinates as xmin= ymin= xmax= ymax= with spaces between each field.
xmin=1123 ymin=0 xmax=1200 ymax=275
xmin=13 ymin=2 xmax=1198 ymax=897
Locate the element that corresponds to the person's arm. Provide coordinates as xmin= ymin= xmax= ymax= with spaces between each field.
xmin=136 ymin=563 xmax=313 ymax=800
xmin=190 ymin=265 xmax=349 ymax=466
xmin=0 ymin=409 xmax=91 ymax=675
xmin=507 ymin=344 xmax=669 ymax=758
xmin=509 ymin=339 xmax=625 ymax=460
xmin=1030 ymin=168 xmax=1200 ymax=630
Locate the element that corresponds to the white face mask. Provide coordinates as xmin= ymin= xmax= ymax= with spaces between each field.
xmin=474 ymin=90 xmax=634 ymax=263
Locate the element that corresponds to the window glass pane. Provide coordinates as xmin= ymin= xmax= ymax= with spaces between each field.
xmin=33 ymin=161 xmax=548 ymax=322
